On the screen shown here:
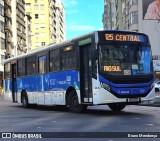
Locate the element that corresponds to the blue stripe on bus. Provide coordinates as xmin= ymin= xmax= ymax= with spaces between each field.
xmin=99 ymin=75 xmax=154 ymax=88
xmin=4 ymin=70 xmax=80 ymax=93
xmin=99 ymin=75 xmax=154 ymax=95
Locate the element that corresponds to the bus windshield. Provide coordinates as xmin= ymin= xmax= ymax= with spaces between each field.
xmin=99 ymin=44 xmax=153 ymax=76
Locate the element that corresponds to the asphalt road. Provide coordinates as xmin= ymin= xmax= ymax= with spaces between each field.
xmin=0 ymin=94 xmax=160 ymax=141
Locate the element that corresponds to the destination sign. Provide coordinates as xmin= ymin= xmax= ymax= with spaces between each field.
xmin=104 ymin=66 xmax=121 ymax=72
xmin=105 ymin=33 xmax=145 ymax=42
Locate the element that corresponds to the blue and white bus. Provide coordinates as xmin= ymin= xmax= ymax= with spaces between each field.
xmin=4 ymin=30 xmax=155 ymax=112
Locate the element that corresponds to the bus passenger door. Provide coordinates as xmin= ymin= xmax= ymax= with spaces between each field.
xmin=11 ymin=63 xmax=17 ymax=102
xmin=79 ymin=44 xmax=93 ymax=103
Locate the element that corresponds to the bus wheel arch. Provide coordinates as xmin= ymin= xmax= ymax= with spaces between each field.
xmin=66 ymin=88 xmax=87 ymax=113
xmin=65 ymin=86 xmax=75 ymax=105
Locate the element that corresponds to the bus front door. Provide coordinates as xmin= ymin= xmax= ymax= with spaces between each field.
xmin=11 ymin=64 xmax=17 ymax=102
xmin=80 ymin=44 xmax=93 ymax=103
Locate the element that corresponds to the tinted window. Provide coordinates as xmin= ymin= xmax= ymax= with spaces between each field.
xmin=26 ymin=56 xmax=36 ymax=75
xmin=49 ymin=49 xmax=60 ymax=72
xmin=38 ymin=55 xmax=46 ymax=74
xmin=17 ymin=59 xmax=25 ymax=77
xmin=61 ymin=49 xmax=76 ymax=70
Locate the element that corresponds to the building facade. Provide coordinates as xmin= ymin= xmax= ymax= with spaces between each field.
xmin=102 ymin=0 xmax=122 ymax=30
xmin=103 ymin=0 xmax=160 ymax=69
xmin=0 ymin=0 xmax=5 ymax=91
xmin=11 ymin=0 xmax=26 ymax=56
xmin=25 ymin=0 xmax=65 ymax=50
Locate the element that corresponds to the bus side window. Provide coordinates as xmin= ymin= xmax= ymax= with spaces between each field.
xmin=61 ymin=50 xmax=76 ymax=70
xmin=17 ymin=59 xmax=25 ymax=77
xmin=49 ymin=49 xmax=60 ymax=72
xmin=26 ymin=55 xmax=36 ymax=76
xmin=38 ymin=56 xmax=46 ymax=74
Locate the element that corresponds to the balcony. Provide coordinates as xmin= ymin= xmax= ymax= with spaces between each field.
xmin=6 ymin=35 xmax=12 ymax=43
xmin=5 ymin=0 xmax=11 ymax=6
xmin=5 ymin=9 xmax=11 ymax=18
xmin=16 ymin=3 xmax=25 ymax=15
xmin=5 ymin=23 xmax=12 ymax=31
xmin=17 ymin=16 xmax=25 ymax=26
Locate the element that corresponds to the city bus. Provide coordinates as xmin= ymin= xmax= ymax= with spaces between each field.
xmin=4 ymin=30 xmax=155 ymax=113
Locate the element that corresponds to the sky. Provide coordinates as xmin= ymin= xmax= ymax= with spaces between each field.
xmin=62 ymin=0 xmax=104 ymax=39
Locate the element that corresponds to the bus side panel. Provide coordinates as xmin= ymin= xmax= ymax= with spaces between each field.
xmin=45 ymin=70 xmax=80 ymax=105
xmin=17 ymin=70 xmax=80 ymax=106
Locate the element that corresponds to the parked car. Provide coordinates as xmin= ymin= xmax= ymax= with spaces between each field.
xmin=154 ymin=81 xmax=160 ymax=105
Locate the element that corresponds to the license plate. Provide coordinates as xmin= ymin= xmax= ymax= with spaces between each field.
xmin=129 ymin=98 xmax=139 ymax=102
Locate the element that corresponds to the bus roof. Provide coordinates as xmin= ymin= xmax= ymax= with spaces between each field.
xmin=4 ymin=30 xmax=148 ymax=64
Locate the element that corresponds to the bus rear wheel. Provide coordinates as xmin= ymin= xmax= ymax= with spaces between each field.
xmin=22 ymin=94 xmax=29 ymax=108
xmin=108 ymin=103 xmax=126 ymax=111
xmin=68 ymin=91 xmax=87 ymax=113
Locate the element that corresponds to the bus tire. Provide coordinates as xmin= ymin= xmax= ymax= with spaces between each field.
xmin=108 ymin=103 xmax=126 ymax=112
xmin=68 ymin=90 xmax=87 ymax=113
xmin=22 ymin=94 xmax=29 ymax=108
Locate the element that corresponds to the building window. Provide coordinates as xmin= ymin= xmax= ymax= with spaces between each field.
xmin=0 ymin=38 xmax=5 ymax=50
xmin=40 ymin=4 xmax=44 ymax=10
xmin=0 ymin=5 xmax=4 ymax=16
xmin=26 ymin=3 xmax=31 ymax=9
xmin=41 ymin=33 xmax=46 ymax=37
xmin=34 ymin=23 xmax=39 ymax=28
xmin=125 ymin=2 xmax=129 ymax=15
xmin=41 ymin=23 xmax=45 ymax=28
xmin=35 ymin=42 xmax=40 ymax=47
xmin=39 ymin=14 xmax=45 ymax=19
xmin=34 ymin=4 xmax=39 ymax=10
xmin=130 ymin=11 xmax=138 ymax=24
xmin=35 ymin=33 xmax=39 ymax=39
xmin=1 ymin=55 xmax=5 ymax=65
xmin=41 ymin=42 xmax=45 ymax=46
xmin=130 ymin=0 xmax=138 ymax=5
xmin=35 ymin=14 xmax=39 ymax=19
xmin=0 ymin=21 xmax=4 ymax=33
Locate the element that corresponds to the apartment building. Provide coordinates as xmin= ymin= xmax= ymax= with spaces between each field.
xmin=11 ymin=0 xmax=26 ymax=56
xmin=122 ymin=0 xmax=138 ymax=31
xmin=103 ymin=0 xmax=160 ymax=69
xmin=102 ymin=0 xmax=122 ymax=30
xmin=25 ymin=0 xmax=65 ymax=50
xmin=0 ymin=0 xmax=5 ymax=90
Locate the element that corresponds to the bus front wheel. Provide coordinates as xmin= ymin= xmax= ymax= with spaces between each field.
xmin=108 ymin=103 xmax=126 ymax=111
xmin=68 ymin=91 xmax=87 ymax=113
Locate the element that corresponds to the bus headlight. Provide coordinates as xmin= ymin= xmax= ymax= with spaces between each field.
xmin=100 ymin=82 xmax=110 ymax=92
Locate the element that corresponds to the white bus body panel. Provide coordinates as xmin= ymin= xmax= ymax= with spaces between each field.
xmin=141 ymin=86 xmax=155 ymax=103
xmin=17 ymin=90 xmax=81 ymax=106
xmin=92 ymin=78 xmax=155 ymax=105
xmin=92 ymin=78 xmax=126 ymax=104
